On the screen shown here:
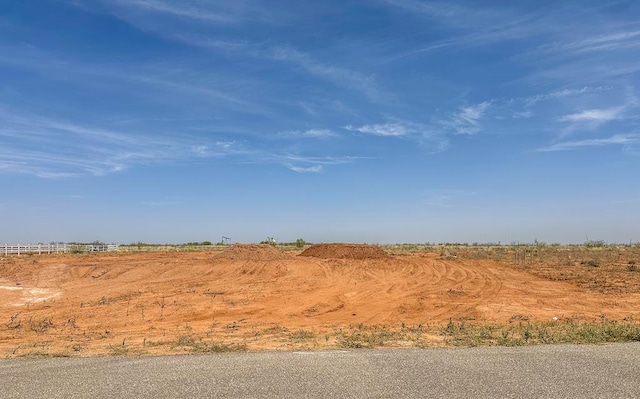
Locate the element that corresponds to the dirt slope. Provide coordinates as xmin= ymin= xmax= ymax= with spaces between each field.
xmin=216 ymin=244 xmax=291 ymax=261
xmin=1 ymin=250 xmax=639 ymax=357
xmin=300 ymin=244 xmax=389 ymax=259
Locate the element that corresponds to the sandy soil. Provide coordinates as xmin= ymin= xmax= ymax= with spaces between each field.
xmin=1 ymin=245 xmax=639 ymax=357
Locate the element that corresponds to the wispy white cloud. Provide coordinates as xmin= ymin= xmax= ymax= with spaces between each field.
xmin=173 ymin=35 xmax=250 ymax=52
xmin=191 ymin=142 xmax=244 ymax=158
xmin=380 ymin=1 xmax=558 ymax=60
xmin=558 ymin=104 xmax=631 ymax=133
xmin=280 ymin=154 xmax=361 ymax=166
xmin=285 ymin=164 xmax=323 ymax=173
xmin=0 ymin=46 xmax=272 ymax=118
xmin=344 ymin=120 xmax=449 ymax=153
xmin=512 ymin=110 xmax=533 ymax=119
xmin=152 ymin=36 xmax=387 ymax=103
xmin=560 ymin=108 xmax=622 ymax=123
xmin=277 ymin=154 xmax=363 ymax=174
xmin=100 ymin=0 xmax=286 ymax=25
xmin=447 ymin=102 xmax=491 ymax=135
xmin=376 ymin=0 xmax=509 ymax=31
xmin=112 ymin=0 xmax=235 ymax=23
xmin=0 ymin=108 xmax=234 ymax=178
xmin=540 ymin=29 xmax=640 ymax=55
xmin=0 ymin=105 xmax=368 ymax=178
xmin=538 ymin=133 xmax=640 ymax=152
xmin=277 ymin=129 xmax=338 ymax=139
xmin=521 ymin=86 xmax=608 ymax=106
xmin=0 ymin=152 xmax=126 ymax=178
xmin=265 ymin=46 xmax=384 ymax=102
xmin=344 ymin=123 xmax=408 ymax=137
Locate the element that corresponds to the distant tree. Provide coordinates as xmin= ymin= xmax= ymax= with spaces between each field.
xmin=295 ymin=238 xmax=306 ymax=248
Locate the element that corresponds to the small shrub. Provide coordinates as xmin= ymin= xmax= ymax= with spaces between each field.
xmin=30 ymin=317 xmax=54 ymax=333
xmin=584 ymin=240 xmax=606 ymax=248
xmin=68 ymin=245 xmax=86 ymax=254
xmin=582 ymin=259 xmax=600 ymax=267
xmin=289 ymin=329 xmax=315 ymax=341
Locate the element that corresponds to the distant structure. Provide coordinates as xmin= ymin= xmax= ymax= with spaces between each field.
xmin=2 ymin=243 xmax=119 ymax=255
xmin=221 ymin=236 xmax=231 ymax=245
xmin=266 ymin=237 xmax=277 ymax=244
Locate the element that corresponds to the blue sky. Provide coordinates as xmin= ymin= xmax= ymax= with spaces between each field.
xmin=1 ymin=0 xmax=639 ymax=244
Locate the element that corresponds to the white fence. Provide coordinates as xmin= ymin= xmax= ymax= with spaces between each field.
xmin=2 ymin=243 xmax=119 ymax=255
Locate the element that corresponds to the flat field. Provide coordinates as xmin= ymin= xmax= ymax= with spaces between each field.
xmin=1 ymin=244 xmax=639 ymax=357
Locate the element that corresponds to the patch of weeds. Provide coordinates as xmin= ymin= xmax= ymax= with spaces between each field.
xmin=581 ymin=259 xmax=600 ymax=267
xmin=29 ymin=317 xmax=54 ymax=334
xmin=196 ymin=341 xmax=247 ymax=353
xmin=627 ymin=260 xmax=638 ymax=272
xmin=441 ymin=317 xmax=640 ymax=346
xmin=263 ymin=325 xmax=289 ymax=334
xmin=335 ymin=325 xmax=401 ymax=349
xmin=142 ymin=339 xmax=166 ymax=348
xmin=96 ymin=291 xmax=142 ymax=306
xmin=226 ymin=321 xmax=239 ymax=330
xmin=173 ymin=335 xmax=197 ymax=347
xmin=171 ymin=335 xmax=246 ymax=353
xmin=6 ymin=312 xmax=22 ymax=329
xmin=70 ymin=344 xmax=84 ymax=353
xmin=442 ymin=320 xmax=503 ymax=346
xmin=401 ymin=323 xmax=425 ymax=333
xmin=289 ymin=329 xmax=316 ymax=341
xmin=107 ymin=344 xmax=130 ymax=356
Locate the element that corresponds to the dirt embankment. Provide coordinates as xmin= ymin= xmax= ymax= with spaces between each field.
xmin=216 ymin=244 xmax=291 ymax=261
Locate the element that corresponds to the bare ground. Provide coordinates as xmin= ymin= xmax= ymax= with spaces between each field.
xmin=1 ymin=245 xmax=639 ymax=357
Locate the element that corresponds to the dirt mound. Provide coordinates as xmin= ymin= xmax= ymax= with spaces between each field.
xmin=216 ymin=244 xmax=291 ymax=261
xmin=300 ymin=244 xmax=390 ymax=260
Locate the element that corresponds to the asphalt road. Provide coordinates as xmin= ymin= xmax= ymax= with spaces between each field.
xmin=1 ymin=344 xmax=639 ymax=398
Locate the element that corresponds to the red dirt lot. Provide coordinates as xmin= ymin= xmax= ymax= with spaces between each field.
xmin=1 ymin=244 xmax=639 ymax=357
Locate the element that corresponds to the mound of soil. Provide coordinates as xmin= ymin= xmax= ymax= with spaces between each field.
xmin=299 ymin=244 xmax=390 ymax=260
xmin=216 ymin=244 xmax=291 ymax=261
